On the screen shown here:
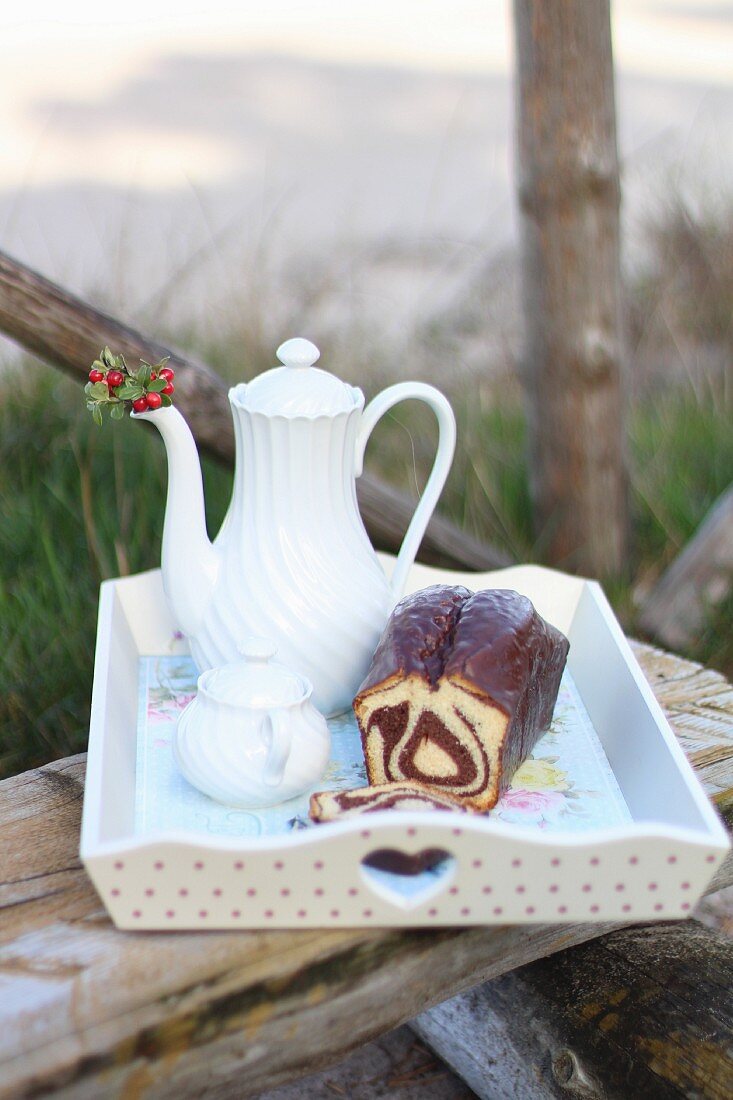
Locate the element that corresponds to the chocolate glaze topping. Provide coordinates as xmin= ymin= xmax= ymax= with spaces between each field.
xmin=445 ymin=589 xmax=568 ymax=720
xmin=357 ymin=584 xmax=471 ymax=693
xmin=357 ymin=585 xmax=568 ymax=721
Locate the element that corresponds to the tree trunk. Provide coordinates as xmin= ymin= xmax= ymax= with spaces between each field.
xmin=513 ymin=0 xmax=628 ymax=578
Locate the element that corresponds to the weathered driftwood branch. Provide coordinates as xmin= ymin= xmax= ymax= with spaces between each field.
xmin=0 ymin=643 xmax=730 ymax=1098
xmin=412 ymin=919 xmax=733 ymax=1100
xmin=513 ymin=0 xmax=628 ymax=578
xmin=639 ymin=484 xmax=733 ymax=652
xmin=0 ymin=249 xmax=509 ymax=572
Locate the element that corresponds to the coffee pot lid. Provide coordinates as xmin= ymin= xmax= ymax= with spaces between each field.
xmin=200 ymin=637 xmax=309 ymax=708
xmin=240 ymin=338 xmax=359 ymax=416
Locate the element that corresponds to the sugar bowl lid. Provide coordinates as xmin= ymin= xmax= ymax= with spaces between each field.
xmin=199 ymin=637 xmax=309 ymax=708
xmin=239 ymin=337 xmax=360 ymax=417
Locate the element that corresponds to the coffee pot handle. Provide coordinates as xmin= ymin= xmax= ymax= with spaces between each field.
xmin=355 ymin=382 xmax=456 ymax=599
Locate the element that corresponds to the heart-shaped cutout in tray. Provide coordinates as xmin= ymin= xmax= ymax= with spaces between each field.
xmin=360 ymin=850 xmax=456 ymax=910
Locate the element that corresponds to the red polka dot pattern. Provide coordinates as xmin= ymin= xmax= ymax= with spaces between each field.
xmin=104 ymin=841 xmax=709 ymax=927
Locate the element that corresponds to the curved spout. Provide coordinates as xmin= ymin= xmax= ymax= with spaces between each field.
xmin=132 ymin=406 xmax=218 ymax=638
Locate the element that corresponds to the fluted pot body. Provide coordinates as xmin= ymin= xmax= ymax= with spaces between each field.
xmin=135 ymin=339 xmax=456 ymax=718
xmin=195 ymin=393 xmax=392 ymax=715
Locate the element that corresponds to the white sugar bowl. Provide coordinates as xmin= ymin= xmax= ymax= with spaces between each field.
xmin=174 ymin=637 xmax=330 ymax=808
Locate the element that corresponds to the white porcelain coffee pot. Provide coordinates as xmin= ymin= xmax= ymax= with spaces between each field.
xmin=134 ymin=337 xmax=455 ymax=715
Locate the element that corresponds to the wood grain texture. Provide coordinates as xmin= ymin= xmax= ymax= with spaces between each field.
xmin=0 ymin=644 xmax=730 ymax=1099
xmin=639 ymin=484 xmax=733 ymax=652
xmin=0 ymin=248 xmax=509 ymax=573
xmin=411 ymin=919 xmax=733 ymax=1100
xmin=513 ymin=0 xmax=628 ymax=576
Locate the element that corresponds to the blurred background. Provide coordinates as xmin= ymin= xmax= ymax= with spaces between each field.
xmin=1 ymin=0 xmax=732 ymax=777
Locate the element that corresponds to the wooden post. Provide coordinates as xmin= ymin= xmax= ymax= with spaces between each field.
xmin=639 ymin=485 xmax=733 ymax=651
xmin=513 ymin=0 xmax=628 ymax=577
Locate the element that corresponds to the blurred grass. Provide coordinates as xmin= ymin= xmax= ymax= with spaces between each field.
xmin=0 ymin=367 xmax=233 ymax=777
xmin=0 ymin=357 xmax=730 ymax=779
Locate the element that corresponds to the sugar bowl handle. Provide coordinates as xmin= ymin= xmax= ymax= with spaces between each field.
xmin=263 ymin=708 xmax=292 ymax=787
xmin=355 ymin=382 xmax=456 ymax=599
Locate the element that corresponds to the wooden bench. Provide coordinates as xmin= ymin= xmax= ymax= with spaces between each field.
xmin=1 ymin=641 xmax=731 ymax=1099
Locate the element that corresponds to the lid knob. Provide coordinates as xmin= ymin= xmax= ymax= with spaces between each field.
xmin=238 ymin=636 xmax=278 ymax=663
xmin=276 ymin=337 xmax=320 ymax=371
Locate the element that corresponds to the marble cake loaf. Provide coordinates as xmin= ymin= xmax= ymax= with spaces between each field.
xmin=353 ymin=585 xmax=570 ymax=812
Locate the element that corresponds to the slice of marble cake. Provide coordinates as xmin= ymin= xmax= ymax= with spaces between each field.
xmin=309 ymin=780 xmax=469 ymax=822
xmin=353 ymin=585 xmax=569 ymax=812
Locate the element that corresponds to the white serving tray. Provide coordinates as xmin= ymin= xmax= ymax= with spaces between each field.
xmin=80 ymin=559 xmax=729 ymax=929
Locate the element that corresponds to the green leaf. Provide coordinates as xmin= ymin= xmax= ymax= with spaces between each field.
xmin=147 ymin=378 xmax=167 ymax=393
xmin=101 ymin=347 xmax=116 ymax=369
xmin=110 ymin=402 xmax=124 ymax=420
xmin=91 ymin=360 xmax=106 ymax=373
xmin=86 ymin=401 xmax=97 ymax=412
xmin=92 ymin=405 xmax=103 ymax=427
xmin=161 ymin=394 xmax=172 ymax=407
xmin=84 ymin=381 xmax=93 ymax=396
xmin=137 ymin=363 xmax=152 ymax=386
xmin=90 ymin=381 xmax=109 ymax=400
xmin=116 ymin=382 xmax=140 ymax=400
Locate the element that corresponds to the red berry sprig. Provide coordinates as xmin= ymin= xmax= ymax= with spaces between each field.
xmin=84 ymin=347 xmax=175 ymax=425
